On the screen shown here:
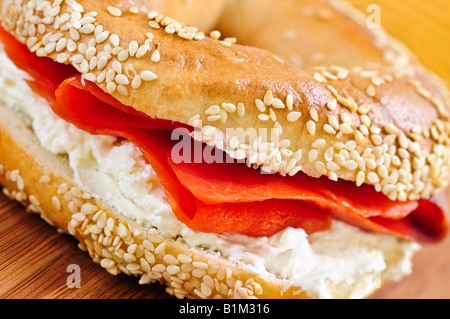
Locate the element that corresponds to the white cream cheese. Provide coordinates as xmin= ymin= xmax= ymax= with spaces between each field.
xmin=0 ymin=48 xmax=420 ymax=299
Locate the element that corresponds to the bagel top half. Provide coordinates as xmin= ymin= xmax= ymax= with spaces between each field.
xmin=1 ymin=0 xmax=449 ymax=203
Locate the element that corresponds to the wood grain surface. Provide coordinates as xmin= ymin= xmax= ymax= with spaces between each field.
xmin=1 ymin=0 xmax=450 ymax=300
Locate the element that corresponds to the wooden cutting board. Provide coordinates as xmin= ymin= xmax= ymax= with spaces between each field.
xmin=1 ymin=0 xmax=449 ymax=299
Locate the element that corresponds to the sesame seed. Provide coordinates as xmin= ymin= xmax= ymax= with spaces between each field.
xmin=324 ymin=147 xmax=334 ymax=162
xmin=79 ymin=23 xmax=95 ymax=34
xmin=312 ymin=139 xmax=326 ymax=149
xmin=360 ymin=115 xmax=371 ymax=127
xmin=322 ymin=71 xmax=338 ymax=81
xmin=307 ymin=121 xmax=316 ymax=135
xmin=367 ymin=172 xmax=380 ymax=184
xmin=355 ymin=131 xmax=365 ymax=144
xmin=129 ymin=6 xmax=139 ymax=14
xmin=398 ymin=133 xmax=408 ymax=149
xmin=269 ymin=108 xmax=277 ymax=121
xmin=55 ymin=37 xmax=67 ymax=52
xmin=85 ymin=46 xmax=96 ymax=60
xmin=109 ymin=34 xmax=120 ymax=47
xmin=57 ymin=183 xmax=69 ymax=194
xmin=358 ymin=104 xmax=371 ymax=115
xmin=80 ymin=16 xmax=95 ymax=26
xmin=308 ymin=150 xmax=318 ymax=162
xmin=324 ymin=124 xmax=337 ymax=135
xmin=411 ymin=125 xmax=423 ymax=135
xmin=366 ymin=85 xmax=376 ymax=97
xmin=220 ymin=40 xmax=232 ymax=47
xmin=255 ymin=99 xmax=266 ymax=112
xmin=149 ymin=20 xmax=160 ymax=29
xmin=194 ymin=32 xmax=206 ymax=41
xmin=315 ymin=161 xmax=327 ymax=174
xmin=272 ymin=98 xmax=285 ymax=109
xmin=178 ymin=29 xmax=196 ymax=40
xmin=339 ymin=123 xmax=353 ymax=134
xmin=127 ymin=41 xmax=138 ymax=57
xmin=327 ymin=98 xmax=337 ymax=111
xmin=210 ymin=30 xmax=221 ymax=40
xmin=337 ymin=69 xmax=349 ymax=79
xmin=165 ymin=24 xmax=176 ymax=34
xmin=278 ymin=139 xmax=291 ymax=149
xmin=258 ymin=114 xmax=270 ymax=121
xmin=287 ymin=111 xmax=302 ymax=122
xmin=107 ymin=6 xmax=122 ymax=17
xmin=337 ymin=95 xmax=357 ymax=112
xmin=273 ymin=121 xmax=283 ymax=136
xmin=224 ymin=37 xmax=237 ymax=44
xmin=39 ymin=175 xmax=51 ymax=184
xmin=313 ymin=72 xmax=327 ymax=84
xmin=334 ymin=154 xmax=346 ymax=166
xmin=44 ymin=42 xmax=56 ymax=54
xmin=398 ymin=148 xmax=410 ymax=159
xmin=222 ymin=103 xmax=237 ymax=113
xmin=164 ymin=254 xmax=179 ymax=265
xmin=151 ymin=50 xmax=160 ymax=62
xmin=356 ymin=171 xmax=365 ymax=186
xmin=148 ymin=11 xmax=158 ymax=19
xmin=288 ymin=165 xmax=303 ymax=177
xmin=345 ymin=140 xmax=357 ymax=150
xmin=310 ymin=108 xmax=319 ymax=122
xmin=344 ymin=160 xmax=358 ymax=171
xmin=371 ymin=76 xmax=384 ymax=86
xmin=56 ymin=53 xmax=69 ymax=63
xmin=141 ymin=70 xmax=158 ymax=81
xmin=294 ymin=149 xmax=303 ymax=162
xmin=193 ymin=261 xmax=209 ymax=270
xmin=118 ymin=49 xmax=129 ymax=62
xmin=205 ymin=105 xmax=221 ymax=115
xmin=384 ymin=123 xmax=399 ymax=135
xmin=326 ymin=161 xmax=340 ymax=171
xmin=326 ymin=85 xmax=338 ymax=96
xmin=114 ymin=74 xmax=129 ymax=85
xmin=177 ymin=254 xmax=193 ymax=264
xmin=207 ymin=115 xmax=221 ymax=122
xmin=263 ymin=91 xmax=273 ymax=105
xmin=117 ymin=85 xmax=129 ymax=96
xmin=286 ymin=94 xmax=294 ymax=110
xmin=237 ymin=103 xmax=245 ymax=118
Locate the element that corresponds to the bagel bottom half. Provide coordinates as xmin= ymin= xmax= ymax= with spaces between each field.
xmin=0 ymin=49 xmax=420 ymax=299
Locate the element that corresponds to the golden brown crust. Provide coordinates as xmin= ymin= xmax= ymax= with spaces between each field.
xmin=0 ymin=0 xmax=449 ymax=201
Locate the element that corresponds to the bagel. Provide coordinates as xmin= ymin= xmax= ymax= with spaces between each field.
xmin=0 ymin=0 xmax=449 ymax=299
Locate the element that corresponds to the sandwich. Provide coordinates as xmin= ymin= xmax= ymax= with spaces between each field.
xmin=0 ymin=0 xmax=449 ymax=299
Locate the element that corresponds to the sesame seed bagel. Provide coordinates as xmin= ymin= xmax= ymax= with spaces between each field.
xmin=0 ymin=0 xmax=449 ymax=300
xmin=1 ymin=0 xmax=449 ymax=202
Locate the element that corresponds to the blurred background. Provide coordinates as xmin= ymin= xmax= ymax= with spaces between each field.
xmin=347 ymin=0 xmax=450 ymax=86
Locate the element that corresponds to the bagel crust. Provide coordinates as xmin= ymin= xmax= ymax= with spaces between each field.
xmin=1 ymin=0 xmax=450 ymax=203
